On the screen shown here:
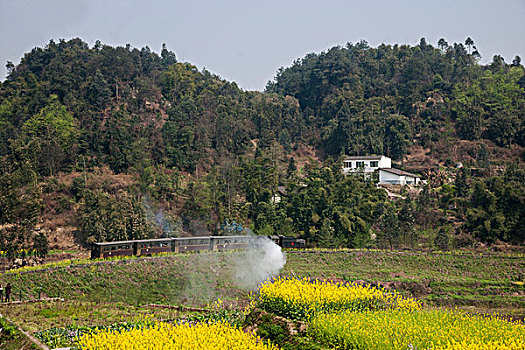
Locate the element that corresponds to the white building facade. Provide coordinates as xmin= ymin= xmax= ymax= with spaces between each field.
xmin=342 ymin=155 xmax=391 ymax=175
xmin=342 ymin=155 xmax=421 ymax=185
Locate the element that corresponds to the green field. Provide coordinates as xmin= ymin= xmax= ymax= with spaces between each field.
xmin=0 ymin=250 xmax=523 ymax=348
xmin=283 ymin=250 xmax=525 ymax=317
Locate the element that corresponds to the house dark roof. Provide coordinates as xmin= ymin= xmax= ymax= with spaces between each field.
xmin=379 ymin=168 xmax=420 ymax=178
xmin=343 ymin=155 xmax=384 ymax=161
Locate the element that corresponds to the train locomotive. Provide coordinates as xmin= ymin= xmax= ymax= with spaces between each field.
xmin=91 ymin=235 xmax=305 ymax=259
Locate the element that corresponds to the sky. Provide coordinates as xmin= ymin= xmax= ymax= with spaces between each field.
xmin=1 ymin=0 xmax=524 ymax=91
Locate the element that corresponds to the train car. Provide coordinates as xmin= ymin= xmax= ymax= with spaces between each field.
xmin=212 ymin=235 xmax=254 ymax=251
xmin=279 ymin=236 xmax=306 ymax=249
xmin=91 ymin=240 xmax=136 ymax=259
xmin=91 ymin=234 xmax=306 ymax=259
xmin=135 ymin=238 xmax=174 ymax=256
xmin=268 ymin=235 xmax=306 ymax=249
xmin=174 ymin=236 xmax=212 ymax=253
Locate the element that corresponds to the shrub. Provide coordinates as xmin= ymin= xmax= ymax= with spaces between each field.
xmin=257 ymin=277 xmax=421 ymax=320
xmin=309 ymin=309 xmax=525 ymax=350
xmin=76 ymin=321 xmax=277 ymax=350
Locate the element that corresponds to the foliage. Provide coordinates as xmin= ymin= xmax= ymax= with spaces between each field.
xmin=257 ymin=277 xmax=420 ymax=320
xmin=453 ymin=67 xmax=525 ymax=146
xmin=77 ymin=190 xmax=155 ymax=244
xmin=0 ymin=37 xmax=524 ymax=250
xmin=76 ymin=321 xmax=278 ymax=350
xmin=266 ymin=38 xmax=524 ymax=161
xmin=434 ymin=227 xmax=451 ymax=251
xmin=462 ymin=165 xmax=525 ymax=244
xmin=0 ymin=136 xmax=46 ymax=263
xmin=35 ymin=319 xmax=156 ymax=349
xmin=283 ymin=163 xmax=385 ymax=247
xmin=377 ymin=203 xmax=401 ymax=249
xmin=309 ymin=309 xmax=525 ymax=350
xmin=21 ymin=96 xmax=78 ymax=176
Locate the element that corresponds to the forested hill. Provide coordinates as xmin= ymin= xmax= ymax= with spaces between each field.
xmin=1 ymin=38 xmax=524 ymax=175
xmin=267 ymin=39 xmax=525 ymax=163
xmin=0 ymin=38 xmax=303 ymax=175
xmin=0 ymin=38 xmax=524 ymax=260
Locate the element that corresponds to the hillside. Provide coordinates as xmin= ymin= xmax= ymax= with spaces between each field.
xmin=0 ymin=38 xmax=524 ymax=263
xmin=267 ymin=39 xmax=524 ymax=163
xmin=0 ymin=250 xmax=523 ymax=348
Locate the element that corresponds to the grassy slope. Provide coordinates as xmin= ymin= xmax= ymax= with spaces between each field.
xmin=0 ymin=252 xmax=249 ymax=307
xmin=0 ymin=250 xmax=523 ymax=336
xmin=283 ymin=251 xmax=525 ymax=317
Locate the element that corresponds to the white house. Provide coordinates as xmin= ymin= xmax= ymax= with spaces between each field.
xmin=342 ymin=155 xmax=421 ymax=185
xmin=342 ymin=155 xmax=391 ymax=174
xmin=379 ymin=168 xmax=421 ymax=185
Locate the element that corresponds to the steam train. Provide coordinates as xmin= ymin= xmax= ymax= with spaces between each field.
xmin=90 ymin=235 xmax=305 ymax=259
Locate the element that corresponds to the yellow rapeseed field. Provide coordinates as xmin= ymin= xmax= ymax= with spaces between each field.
xmin=257 ymin=276 xmax=421 ymax=320
xmin=77 ymin=321 xmax=277 ymax=350
xmin=309 ymin=308 xmax=525 ymax=350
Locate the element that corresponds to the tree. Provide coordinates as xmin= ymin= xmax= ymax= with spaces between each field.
xmin=286 ymin=157 xmax=296 ymax=178
xmin=490 ymin=55 xmax=506 ymax=71
xmin=438 ymin=38 xmax=448 ymax=53
xmin=161 ymin=43 xmax=177 ymax=66
xmin=78 ymin=190 xmax=154 ymax=245
xmin=5 ymin=61 xmax=15 ymax=77
xmin=465 ymin=37 xmax=474 ymax=54
xmin=398 ymin=198 xmax=416 ymax=247
xmin=378 ymin=204 xmax=400 ymax=250
xmin=83 ymin=70 xmax=112 ymax=110
xmin=434 ymin=227 xmax=450 ymax=250
xmin=452 ymin=65 xmax=525 ymax=146
xmin=511 ymin=55 xmax=522 ymax=67
xmin=22 ymin=96 xmax=78 ymax=175
xmin=455 ymin=167 xmax=470 ymax=198
xmin=471 ymin=47 xmax=481 ymax=61
xmin=33 ymin=232 xmax=49 ymax=258
xmin=384 ymin=114 xmax=411 ymax=160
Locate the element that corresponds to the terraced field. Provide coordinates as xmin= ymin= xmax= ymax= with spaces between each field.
xmin=0 ymin=249 xmax=523 ymax=348
xmin=284 ymin=250 xmax=525 ymax=318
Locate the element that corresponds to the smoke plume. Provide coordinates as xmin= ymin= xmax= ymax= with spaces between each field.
xmin=233 ymin=236 xmax=286 ymax=290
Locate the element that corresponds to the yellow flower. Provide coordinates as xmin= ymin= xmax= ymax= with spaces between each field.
xmin=309 ymin=309 xmax=525 ymax=350
xmin=78 ymin=321 xmax=277 ymax=350
xmin=257 ymin=277 xmax=420 ymax=320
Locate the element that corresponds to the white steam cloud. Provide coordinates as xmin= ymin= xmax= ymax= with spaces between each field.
xmin=233 ymin=236 xmax=287 ymax=290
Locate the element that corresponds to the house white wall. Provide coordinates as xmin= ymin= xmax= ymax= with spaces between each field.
xmin=342 ymin=156 xmax=391 ymax=174
xmin=379 ymin=169 xmax=421 ymax=185
xmin=343 ymin=156 xmax=421 ymax=185
xmin=378 ymin=156 xmax=391 ymax=168
xmin=379 ymin=169 xmax=405 ymax=185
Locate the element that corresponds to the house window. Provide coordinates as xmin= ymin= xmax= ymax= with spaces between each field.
xmin=356 ymin=161 xmax=365 ymax=168
xmin=344 ymin=161 xmax=352 ymax=168
xmin=370 ymin=161 xmax=378 ymax=168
